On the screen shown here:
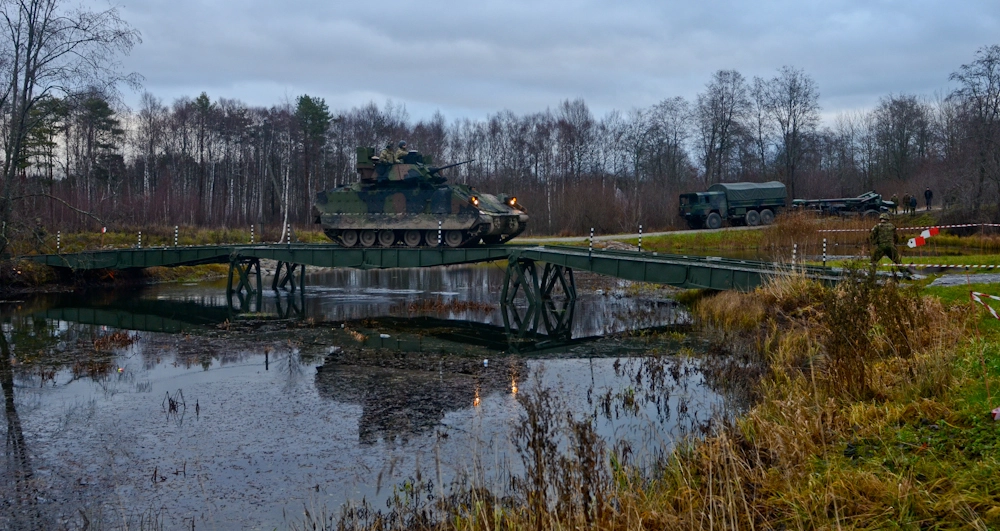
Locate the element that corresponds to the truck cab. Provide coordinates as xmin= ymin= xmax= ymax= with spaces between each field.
xmin=679 ymin=192 xmax=727 ymax=229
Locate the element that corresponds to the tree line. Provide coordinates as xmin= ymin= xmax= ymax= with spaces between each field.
xmin=3 ymin=1 xmax=1000 ymax=245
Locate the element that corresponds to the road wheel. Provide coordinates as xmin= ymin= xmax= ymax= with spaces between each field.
xmin=359 ymin=230 xmax=377 ymax=247
xmin=444 ymin=230 xmax=464 ymax=247
xmin=706 ymin=212 xmax=723 ymax=230
xmin=686 ymin=219 xmax=703 ymax=229
xmin=424 ymin=230 xmax=441 ymax=247
xmin=340 ymin=230 xmax=358 ymax=247
xmin=760 ymin=209 xmax=775 ymax=225
xmin=377 ymin=229 xmax=395 ymax=247
xmin=403 ymin=230 xmax=422 ymax=247
xmin=746 ymin=210 xmax=761 ymax=226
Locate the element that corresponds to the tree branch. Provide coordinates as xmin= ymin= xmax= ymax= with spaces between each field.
xmin=12 ymin=193 xmax=103 ymax=225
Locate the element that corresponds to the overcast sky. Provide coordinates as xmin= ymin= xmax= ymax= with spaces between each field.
xmin=118 ymin=0 xmax=1000 ymax=124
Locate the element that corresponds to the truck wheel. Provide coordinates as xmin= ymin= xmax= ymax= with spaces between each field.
xmin=746 ymin=210 xmax=761 ymax=226
xmin=686 ymin=219 xmax=703 ymax=230
xmin=760 ymin=209 xmax=775 ymax=225
xmin=706 ymin=212 xmax=723 ymax=230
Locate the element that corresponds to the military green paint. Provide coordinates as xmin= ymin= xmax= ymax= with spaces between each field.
xmin=23 ymin=244 xmax=843 ymax=291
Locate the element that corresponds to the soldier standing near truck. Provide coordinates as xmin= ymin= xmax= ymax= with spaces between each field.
xmin=869 ymin=213 xmax=900 ymax=265
xmin=925 ymin=187 xmax=933 ymax=211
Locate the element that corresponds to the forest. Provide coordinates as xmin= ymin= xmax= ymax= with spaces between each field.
xmin=1 ymin=0 xmax=999 ymax=241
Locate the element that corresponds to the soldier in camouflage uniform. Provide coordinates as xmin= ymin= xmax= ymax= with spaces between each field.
xmin=394 ymin=140 xmax=409 ymax=161
xmin=378 ymin=142 xmax=396 ymax=163
xmin=869 ymin=213 xmax=900 ymax=264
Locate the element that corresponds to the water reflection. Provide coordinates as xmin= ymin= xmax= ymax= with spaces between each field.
xmin=0 ymin=332 xmax=42 ymax=529
xmin=0 ymin=265 xmax=707 ymax=528
xmin=316 ymin=352 xmax=527 ymax=445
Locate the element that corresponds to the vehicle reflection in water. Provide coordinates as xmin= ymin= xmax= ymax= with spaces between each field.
xmin=0 ymin=264 xmax=718 ymax=529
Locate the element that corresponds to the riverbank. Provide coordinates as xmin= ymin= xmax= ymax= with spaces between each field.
xmin=315 ymin=266 xmax=1000 ymax=530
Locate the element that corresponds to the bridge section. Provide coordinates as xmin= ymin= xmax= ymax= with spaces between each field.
xmin=22 ymin=243 xmax=840 ymax=292
xmin=23 ymin=243 xmax=842 ymax=338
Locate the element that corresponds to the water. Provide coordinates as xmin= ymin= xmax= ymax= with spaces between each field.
xmin=1 ymin=265 xmax=734 ymax=529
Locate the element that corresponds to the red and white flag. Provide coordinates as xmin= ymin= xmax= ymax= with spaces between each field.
xmin=908 ymin=227 xmax=940 ymax=248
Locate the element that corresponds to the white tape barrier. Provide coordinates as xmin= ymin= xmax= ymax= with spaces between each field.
xmin=971 ymin=291 xmax=1000 ymax=320
xmin=879 ymin=263 xmax=1000 ymax=269
xmin=819 ymin=223 xmax=1000 ymax=233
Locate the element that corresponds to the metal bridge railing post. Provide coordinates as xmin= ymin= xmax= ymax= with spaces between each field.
xmin=138 ymin=231 xmax=142 ymax=249
xmin=792 ymin=243 xmax=797 ymax=267
xmin=438 ymin=221 xmax=442 ymax=246
xmin=638 ymin=224 xmax=642 ymax=252
xmin=250 ymin=224 xmax=255 ymax=244
xmin=174 ymin=226 xmax=178 ymax=247
xmin=56 ymin=231 xmax=60 ymax=253
xmin=823 ymin=238 xmax=827 ymax=267
xmin=589 ymin=227 xmax=594 ymax=258
xmin=286 ymin=223 xmax=291 ymax=245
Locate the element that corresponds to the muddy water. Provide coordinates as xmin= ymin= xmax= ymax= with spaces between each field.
xmin=1 ymin=265 xmax=733 ymax=530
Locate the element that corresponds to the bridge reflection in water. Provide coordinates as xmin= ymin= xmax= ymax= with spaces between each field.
xmin=24 ymin=276 xmax=681 ymax=355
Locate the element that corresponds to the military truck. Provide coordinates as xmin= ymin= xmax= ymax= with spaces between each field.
xmin=679 ymin=181 xmax=787 ymax=229
xmin=791 ymin=191 xmax=893 ymax=217
xmin=312 ymin=147 xmax=528 ymax=247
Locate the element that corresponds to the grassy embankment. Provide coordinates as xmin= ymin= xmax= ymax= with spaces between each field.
xmin=613 ymin=211 xmax=1000 ymax=266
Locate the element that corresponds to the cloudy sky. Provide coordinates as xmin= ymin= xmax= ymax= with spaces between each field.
xmin=119 ymin=0 xmax=1000 ymax=123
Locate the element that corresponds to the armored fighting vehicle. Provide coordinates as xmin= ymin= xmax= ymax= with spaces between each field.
xmin=312 ymin=147 xmax=528 ymax=247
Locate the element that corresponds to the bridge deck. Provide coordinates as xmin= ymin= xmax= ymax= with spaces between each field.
xmin=21 ymin=243 xmax=841 ymax=291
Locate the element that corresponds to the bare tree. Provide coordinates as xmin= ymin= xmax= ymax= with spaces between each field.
xmin=748 ymin=76 xmax=773 ymax=180
xmin=0 ymin=0 xmax=139 ymax=249
xmin=765 ymin=66 xmax=820 ymax=199
xmin=871 ymin=94 xmax=930 ymax=183
xmin=949 ymin=44 xmax=1000 ymax=215
xmin=695 ymin=70 xmax=750 ymax=184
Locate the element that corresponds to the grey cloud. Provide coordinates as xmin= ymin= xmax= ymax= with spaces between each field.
xmin=121 ymin=0 xmax=1000 ymax=121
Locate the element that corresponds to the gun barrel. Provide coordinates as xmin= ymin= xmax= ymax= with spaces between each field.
xmin=431 ymin=159 xmax=475 ymax=173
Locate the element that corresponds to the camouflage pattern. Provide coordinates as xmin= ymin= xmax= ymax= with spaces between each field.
xmin=313 ymin=147 xmax=528 ymax=247
xmin=869 ymin=219 xmax=900 ymax=264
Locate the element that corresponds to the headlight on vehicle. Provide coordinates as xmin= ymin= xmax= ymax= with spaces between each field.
xmin=470 ymin=196 xmax=479 ymax=207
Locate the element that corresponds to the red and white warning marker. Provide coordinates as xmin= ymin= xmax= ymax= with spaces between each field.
xmin=971 ymin=291 xmax=1000 ymax=320
xmin=907 ymin=227 xmax=940 ymax=248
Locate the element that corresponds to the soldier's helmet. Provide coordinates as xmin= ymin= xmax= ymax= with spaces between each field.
xmin=398 ymin=140 xmax=407 ymax=149
xmin=879 ymin=213 xmax=889 ymax=221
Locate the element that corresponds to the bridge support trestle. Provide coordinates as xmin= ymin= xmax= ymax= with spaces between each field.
xmin=501 ymin=259 xmax=577 ymax=340
xmin=227 ymin=257 xmax=262 ymax=313
xmin=272 ymin=261 xmax=306 ymax=292
xmin=275 ymin=290 xmax=306 ymax=320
